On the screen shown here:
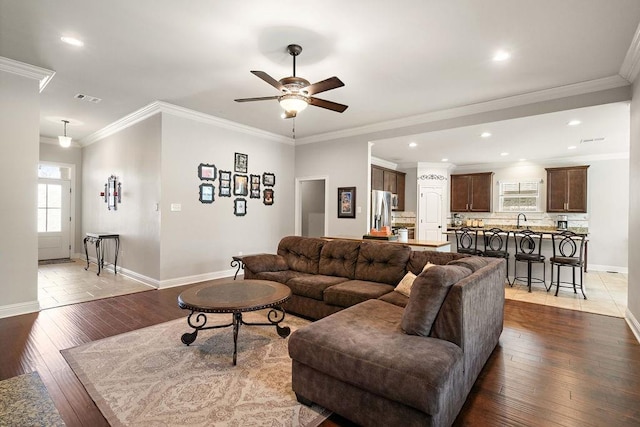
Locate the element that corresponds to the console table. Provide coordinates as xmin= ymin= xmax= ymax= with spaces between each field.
xmin=83 ymin=232 xmax=120 ymax=276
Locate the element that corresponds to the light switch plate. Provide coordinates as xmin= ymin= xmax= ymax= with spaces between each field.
xmin=170 ymin=203 xmax=181 ymax=212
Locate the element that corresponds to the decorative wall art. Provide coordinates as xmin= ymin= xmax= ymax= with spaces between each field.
xmin=234 ymin=153 xmax=248 ymax=173
xmin=199 ymin=183 xmax=214 ymax=203
xmin=263 ymin=188 xmax=274 ymax=206
xmin=233 ymin=174 xmax=248 ymax=196
xmin=218 ymin=170 xmax=231 ymax=197
xmin=234 ymin=198 xmax=247 ymax=216
xmin=198 ymin=163 xmax=216 ymax=181
xmin=337 ymin=187 xmax=356 ymax=218
xmin=250 ymin=174 xmax=261 ymax=199
xmin=100 ymin=175 xmax=122 ymax=211
xmin=263 ymin=172 xmax=275 ymax=187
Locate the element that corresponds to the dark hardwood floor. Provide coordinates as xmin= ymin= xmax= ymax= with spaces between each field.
xmin=1 ymin=284 xmax=639 ymax=426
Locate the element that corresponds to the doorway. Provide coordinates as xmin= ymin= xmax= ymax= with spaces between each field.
xmin=37 ymin=164 xmax=72 ymax=260
xmin=296 ymin=177 xmax=328 ymax=237
xmin=418 ymin=186 xmax=444 ymax=241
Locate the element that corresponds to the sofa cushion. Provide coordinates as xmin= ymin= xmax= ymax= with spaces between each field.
xmin=318 ymin=239 xmax=361 ymax=279
xmin=323 ymin=280 xmax=395 ymax=308
xmin=242 ymin=254 xmax=289 ymax=273
xmin=407 ymin=251 xmax=468 ymax=275
xmin=447 ymin=256 xmax=491 ymax=272
xmin=248 ymin=270 xmax=312 ymax=284
xmin=289 ymin=299 xmax=465 ymax=415
xmin=354 ymin=242 xmax=411 ymax=285
xmin=277 ymin=236 xmax=325 ymax=274
xmin=378 ymin=290 xmax=409 ymax=307
xmin=287 ymin=275 xmax=350 ymax=301
xmin=402 ymin=264 xmax=472 ymax=336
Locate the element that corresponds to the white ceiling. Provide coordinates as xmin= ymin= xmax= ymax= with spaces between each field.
xmin=1 ymin=1 xmax=639 ymax=164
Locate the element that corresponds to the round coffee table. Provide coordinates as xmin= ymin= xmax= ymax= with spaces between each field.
xmin=177 ymin=279 xmax=292 ymax=365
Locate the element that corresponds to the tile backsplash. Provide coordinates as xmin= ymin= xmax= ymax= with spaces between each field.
xmin=392 ymin=211 xmax=416 ymax=227
xmin=449 ymin=212 xmax=588 ymax=229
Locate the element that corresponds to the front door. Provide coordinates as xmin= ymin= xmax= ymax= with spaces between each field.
xmin=419 ymin=186 xmax=443 ymax=241
xmin=38 ymin=179 xmax=71 ymax=260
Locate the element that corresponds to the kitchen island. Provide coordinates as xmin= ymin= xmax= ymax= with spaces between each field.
xmin=322 ymin=236 xmax=451 ymax=252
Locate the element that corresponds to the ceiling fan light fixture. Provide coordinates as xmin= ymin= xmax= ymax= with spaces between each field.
xmin=58 ymin=120 xmax=72 ymax=148
xmin=279 ymin=94 xmax=308 ymax=113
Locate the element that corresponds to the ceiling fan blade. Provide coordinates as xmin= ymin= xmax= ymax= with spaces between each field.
xmin=309 ymin=97 xmax=348 ymax=113
xmin=251 ymin=71 xmax=285 ymax=91
xmin=303 ymin=76 xmax=344 ymax=95
xmin=234 ymin=96 xmax=279 ymax=102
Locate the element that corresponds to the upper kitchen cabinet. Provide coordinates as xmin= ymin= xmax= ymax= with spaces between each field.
xmin=450 ymin=172 xmax=493 ymax=212
xmin=546 ymin=165 xmax=589 ymax=213
xmin=371 ymin=165 xmax=406 ymax=210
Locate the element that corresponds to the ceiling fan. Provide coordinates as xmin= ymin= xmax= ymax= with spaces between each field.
xmin=234 ymin=44 xmax=348 ymax=119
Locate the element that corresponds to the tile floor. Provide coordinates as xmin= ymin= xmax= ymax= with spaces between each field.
xmin=38 ymin=259 xmax=154 ymax=310
xmin=505 ymin=270 xmax=628 ymax=318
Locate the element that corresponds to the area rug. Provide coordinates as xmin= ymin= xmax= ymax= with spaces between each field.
xmin=38 ymin=258 xmax=75 ymax=265
xmin=61 ymin=311 xmax=330 ymax=426
xmin=0 ymin=371 xmax=66 ymax=426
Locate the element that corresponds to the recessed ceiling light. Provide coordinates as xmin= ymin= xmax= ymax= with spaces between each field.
xmin=493 ymin=50 xmax=510 ymax=62
xmin=441 ymin=158 xmax=448 ymax=162
xmin=480 ymin=132 xmax=492 ymax=138
xmin=568 ymin=120 xmax=581 ymax=126
xmin=568 ymin=145 xmax=577 ymax=150
xmin=500 ymin=152 xmax=509 ymax=156
xmin=408 ymin=142 xmax=417 ymax=148
xmin=61 ymin=36 xmax=84 ymax=47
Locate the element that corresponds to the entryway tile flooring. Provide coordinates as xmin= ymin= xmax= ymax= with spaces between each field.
xmin=504 ymin=271 xmax=628 ymax=318
xmin=38 ymin=259 xmax=153 ymax=309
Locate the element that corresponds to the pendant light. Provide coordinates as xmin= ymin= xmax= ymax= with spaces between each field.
xmin=58 ymin=120 xmax=71 ymax=148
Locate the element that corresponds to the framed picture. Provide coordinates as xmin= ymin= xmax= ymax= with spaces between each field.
xmin=250 ymin=174 xmax=261 ymax=199
xmin=219 ymin=170 xmax=231 ymax=181
xmin=198 ymin=163 xmax=216 ymax=181
xmin=234 ymin=153 xmax=248 ymax=173
xmin=234 ymin=198 xmax=247 ymax=216
xmin=219 ymin=186 xmax=231 ymax=197
xmin=199 ymin=183 xmax=214 ymax=203
xmin=233 ymin=174 xmax=248 ymax=196
xmin=263 ymin=188 xmax=274 ymax=206
xmin=263 ymin=172 xmax=275 ymax=187
xmin=337 ymin=187 xmax=356 ymax=218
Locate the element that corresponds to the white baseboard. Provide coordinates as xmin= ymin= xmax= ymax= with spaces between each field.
xmin=626 ymin=308 xmax=640 ymax=344
xmin=0 ymin=300 xmax=40 ymax=319
xmin=158 ymin=269 xmax=236 ymax=289
xmin=587 ymin=264 xmax=628 ymax=274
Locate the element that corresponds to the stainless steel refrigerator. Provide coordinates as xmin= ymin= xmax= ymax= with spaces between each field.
xmin=371 ymin=190 xmax=392 ymax=230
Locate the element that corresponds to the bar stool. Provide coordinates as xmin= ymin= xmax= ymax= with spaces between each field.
xmin=454 ymin=227 xmax=483 ymax=256
xmin=482 ymin=228 xmax=511 ymax=285
xmin=550 ymin=231 xmax=587 ymax=299
xmin=513 ymin=229 xmax=546 ymax=292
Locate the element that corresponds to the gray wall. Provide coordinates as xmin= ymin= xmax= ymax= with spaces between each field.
xmin=400 ymin=166 xmax=418 ymax=213
xmin=159 ymin=114 xmax=295 ymax=282
xmin=295 ymin=138 xmax=369 ymax=237
xmin=82 ymin=114 xmax=162 ymax=282
xmin=0 ymin=70 xmax=40 ymax=315
xmin=39 ymin=142 xmax=83 ymax=254
xmin=301 ymin=180 xmax=325 ymax=237
xmin=629 ymin=81 xmax=640 ymax=330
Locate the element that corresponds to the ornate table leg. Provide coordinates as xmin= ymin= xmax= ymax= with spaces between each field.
xmin=83 ymin=236 xmax=90 ymax=270
xmin=232 ymin=312 xmax=242 ymax=365
xmin=242 ymin=307 xmax=291 ymax=338
xmin=113 ymin=236 xmax=120 ymax=274
xmin=95 ymin=238 xmax=102 ymax=276
xmin=230 ymin=258 xmax=243 ymax=280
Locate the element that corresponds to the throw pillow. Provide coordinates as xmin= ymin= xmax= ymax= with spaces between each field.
xmin=422 ymin=262 xmax=435 ymax=272
xmin=395 ymin=271 xmax=417 ymax=297
xmin=401 ymin=264 xmax=472 ymax=336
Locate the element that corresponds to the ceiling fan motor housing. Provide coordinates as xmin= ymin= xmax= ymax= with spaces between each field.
xmin=279 ymin=77 xmax=311 ymax=95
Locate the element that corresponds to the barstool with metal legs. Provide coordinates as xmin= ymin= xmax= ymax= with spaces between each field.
xmin=454 ymin=227 xmax=484 ymax=256
xmin=550 ymin=231 xmax=587 ymax=299
xmin=482 ymin=228 xmax=511 ymax=285
xmin=513 ymin=229 xmax=547 ymax=292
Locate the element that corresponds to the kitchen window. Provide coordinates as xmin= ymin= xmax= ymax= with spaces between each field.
xmin=498 ymin=180 xmax=541 ymax=212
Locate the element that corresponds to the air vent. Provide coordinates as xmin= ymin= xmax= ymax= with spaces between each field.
xmin=580 ymin=137 xmax=605 ymax=144
xmin=74 ymin=93 xmax=102 ymax=103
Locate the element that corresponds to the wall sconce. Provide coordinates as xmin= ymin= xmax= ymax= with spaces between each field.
xmin=99 ymin=175 xmax=122 ymax=210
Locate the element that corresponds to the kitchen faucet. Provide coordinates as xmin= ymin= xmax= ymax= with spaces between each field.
xmin=517 ymin=213 xmax=527 ymax=229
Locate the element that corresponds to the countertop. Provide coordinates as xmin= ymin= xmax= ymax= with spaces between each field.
xmin=446 ymin=225 xmax=588 ymax=235
xmin=323 ymin=236 xmax=450 ymax=248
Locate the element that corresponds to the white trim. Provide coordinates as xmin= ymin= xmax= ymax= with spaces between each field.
xmin=158 ymin=269 xmax=236 ymax=289
xmin=620 ymin=22 xmax=640 ymax=83
xmin=450 ymin=152 xmax=629 ymax=171
xmin=587 ymin=265 xmax=628 ymax=274
xmin=625 ymin=308 xmax=640 ymax=344
xmin=0 ymin=56 xmax=55 ymax=92
xmin=295 ymin=75 xmax=630 ymax=145
xmin=0 ymin=300 xmax=40 ymax=319
xmin=80 ymin=101 xmax=294 ymax=147
xmin=83 ymin=255 xmax=159 ymax=288
xmin=371 ymin=157 xmax=398 ymax=170
xmin=295 ymin=176 xmax=329 ymax=237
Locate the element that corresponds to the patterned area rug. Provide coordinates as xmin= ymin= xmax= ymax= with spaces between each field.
xmin=61 ymin=310 xmax=330 ymax=426
xmin=0 ymin=371 xmax=66 ymax=426
xmin=38 ymin=258 xmax=75 ymax=265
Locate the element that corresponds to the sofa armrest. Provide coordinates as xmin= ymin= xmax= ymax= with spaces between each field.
xmin=242 ymin=254 xmax=290 ymax=274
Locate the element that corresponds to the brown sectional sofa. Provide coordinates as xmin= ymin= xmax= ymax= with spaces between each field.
xmin=242 ymin=236 xmax=505 ymax=426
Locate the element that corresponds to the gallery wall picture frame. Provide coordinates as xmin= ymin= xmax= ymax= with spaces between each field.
xmin=263 ymin=188 xmax=274 ymax=206
xmin=219 ymin=186 xmax=231 ymax=197
xmin=337 ymin=187 xmax=356 ymax=218
xmin=263 ymin=172 xmax=276 ymax=187
xmin=250 ymin=174 xmax=261 ymax=199
xmin=199 ymin=183 xmax=215 ymax=204
xmin=234 ymin=198 xmax=247 ymax=216
xmin=234 ymin=153 xmax=248 ymax=173
xmin=219 ymin=170 xmax=231 ymax=181
xmin=198 ymin=163 xmax=216 ymax=181
xmin=233 ymin=174 xmax=248 ymax=196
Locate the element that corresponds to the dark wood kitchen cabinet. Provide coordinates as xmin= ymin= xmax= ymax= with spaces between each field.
xmin=450 ymin=172 xmax=493 ymax=212
xmin=546 ymin=165 xmax=589 ymax=213
xmin=371 ymin=165 xmax=406 ymax=210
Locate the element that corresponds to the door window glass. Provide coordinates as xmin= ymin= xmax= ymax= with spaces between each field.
xmin=38 ymin=183 xmax=63 ymax=232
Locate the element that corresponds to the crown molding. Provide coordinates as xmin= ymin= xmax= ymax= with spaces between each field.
xmin=451 ymin=152 xmax=629 ymax=171
xmin=81 ymin=101 xmax=294 ymax=146
xmin=0 ymin=57 xmax=55 ymax=92
xmin=371 ymin=156 xmax=398 ymax=170
xmin=295 ymin=75 xmax=630 ymax=145
xmin=620 ymin=22 xmax=640 ymax=83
